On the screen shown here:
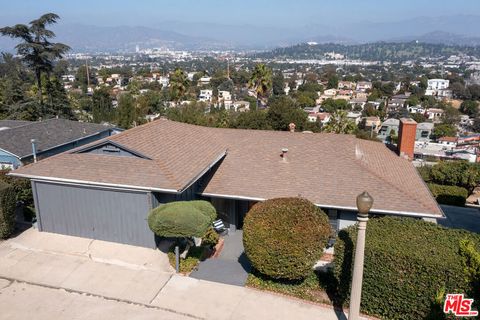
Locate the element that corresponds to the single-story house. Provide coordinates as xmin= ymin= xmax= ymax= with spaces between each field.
xmin=0 ymin=119 xmax=120 ymax=169
xmin=11 ymin=119 xmax=443 ymax=248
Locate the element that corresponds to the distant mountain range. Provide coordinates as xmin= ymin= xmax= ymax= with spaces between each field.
xmin=1 ymin=14 xmax=480 ymax=52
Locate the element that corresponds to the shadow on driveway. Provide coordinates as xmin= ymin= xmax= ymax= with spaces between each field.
xmin=439 ymin=205 xmax=480 ymax=233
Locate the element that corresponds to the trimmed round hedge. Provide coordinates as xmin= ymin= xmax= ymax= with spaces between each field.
xmin=243 ymin=197 xmax=331 ymax=280
xmin=334 ymin=216 xmax=480 ymax=320
xmin=148 ymin=200 xmax=216 ymax=238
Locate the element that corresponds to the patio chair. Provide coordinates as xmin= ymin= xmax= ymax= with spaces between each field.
xmin=213 ymin=219 xmax=228 ymax=235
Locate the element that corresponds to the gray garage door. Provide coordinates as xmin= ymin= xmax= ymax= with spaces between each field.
xmin=33 ymin=181 xmax=156 ymax=248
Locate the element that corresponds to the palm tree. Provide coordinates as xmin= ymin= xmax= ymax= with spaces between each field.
xmin=0 ymin=13 xmax=70 ymax=104
xmin=248 ymin=64 xmax=272 ymax=109
xmin=169 ymin=68 xmax=189 ymax=104
xmin=323 ymin=110 xmax=357 ymax=134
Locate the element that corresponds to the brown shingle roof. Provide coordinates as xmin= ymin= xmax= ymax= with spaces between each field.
xmin=11 ymin=119 xmax=442 ymax=217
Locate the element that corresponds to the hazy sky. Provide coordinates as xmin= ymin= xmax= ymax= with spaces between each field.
xmin=2 ymin=0 xmax=480 ymax=27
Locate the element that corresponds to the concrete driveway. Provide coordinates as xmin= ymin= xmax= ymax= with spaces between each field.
xmin=191 ymin=230 xmax=251 ymax=286
xmin=0 ymin=228 xmax=354 ymax=320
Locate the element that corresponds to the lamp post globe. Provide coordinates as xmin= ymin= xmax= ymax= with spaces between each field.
xmin=356 ymin=191 xmax=373 ymax=216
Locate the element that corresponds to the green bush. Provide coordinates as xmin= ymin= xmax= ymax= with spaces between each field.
xmin=189 ymin=200 xmax=217 ymax=221
xmin=243 ymin=197 xmax=331 ymax=280
xmin=202 ymin=227 xmax=219 ymax=247
xmin=148 ymin=200 xmax=216 ymax=238
xmin=428 ymin=183 xmax=468 ymax=206
xmin=334 ymin=216 xmax=480 ymax=320
xmin=0 ymin=181 xmax=17 ymax=239
xmin=428 ymin=161 xmax=480 ymax=193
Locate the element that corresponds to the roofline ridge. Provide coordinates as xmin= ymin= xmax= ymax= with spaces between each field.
xmin=353 ymin=141 xmax=439 ymax=214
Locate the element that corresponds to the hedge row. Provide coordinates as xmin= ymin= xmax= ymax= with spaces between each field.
xmin=243 ymin=197 xmax=331 ymax=280
xmin=0 ymin=181 xmax=16 ymax=239
xmin=334 ymin=216 xmax=480 ymax=320
xmin=428 ymin=183 xmax=468 ymax=206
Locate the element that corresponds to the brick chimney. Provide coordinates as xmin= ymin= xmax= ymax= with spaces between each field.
xmin=398 ymin=118 xmax=417 ymax=160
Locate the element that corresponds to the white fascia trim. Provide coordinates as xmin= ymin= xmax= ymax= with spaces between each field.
xmin=199 ymin=192 xmax=444 ymax=219
xmin=200 ymin=192 xmax=266 ymax=202
xmin=0 ymin=147 xmax=20 ymax=159
xmin=7 ymin=172 xmax=179 ymax=194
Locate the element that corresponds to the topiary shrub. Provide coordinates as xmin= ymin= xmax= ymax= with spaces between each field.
xmin=0 ymin=181 xmax=17 ymax=239
xmin=428 ymin=183 xmax=468 ymax=206
xmin=202 ymin=227 xmax=219 ymax=247
xmin=148 ymin=200 xmax=217 ymax=238
xmin=334 ymin=216 xmax=480 ymax=320
xmin=243 ymin=197 xmax=331 ymax=280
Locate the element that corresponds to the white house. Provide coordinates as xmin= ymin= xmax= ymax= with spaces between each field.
xmin=158 ymin=76 xmax=169 ymax=88
xmin=356 ymin=81 xmax=373 ymax=92
xmin=232 ymin=101 xmax=250 ymax=112
xmin=347 ymin=112 xmax=362 ymax=125
xmin=425 ymin=108 xmax=444 ymax=122
xmin=425 ymin=79 xmax=450 ymax=97
xmin=323 ymin=89 xmax=337 ymax=97
xmin=199 ymin=76 xmax=211 ymax=85
xmin=199 ymin=89 xmax=213 ymax=102
xmin=427 ymin=79 xmax=450 ymax=90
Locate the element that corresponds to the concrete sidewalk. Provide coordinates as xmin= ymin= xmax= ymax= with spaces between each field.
xmin=0 ymin=229 xmax=353 ymax=320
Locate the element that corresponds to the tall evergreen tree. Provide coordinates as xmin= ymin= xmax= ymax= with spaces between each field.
xmin=0 ymin=13 xmax=70 ymax=105
xmin=116 ymin=93 xmax=136 ymax=129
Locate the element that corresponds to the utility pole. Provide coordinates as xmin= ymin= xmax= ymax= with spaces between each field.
xmin=85 ymin=59 xmax=90 ymax=88
xmin=227 ymin=58 xmax=230 ymax=80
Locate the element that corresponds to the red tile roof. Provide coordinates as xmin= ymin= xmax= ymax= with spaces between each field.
xmin=11 ymin=119 xmax=443 ymax=217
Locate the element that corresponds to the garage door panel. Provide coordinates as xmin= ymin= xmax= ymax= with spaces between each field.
xmin=33 ymin=182 xmax=155 ymax=248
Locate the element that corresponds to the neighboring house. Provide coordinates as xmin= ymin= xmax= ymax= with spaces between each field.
xmin=231 ymin=101 xmax=250 ymax=112
xmin=356 ymin=81 xmax=372 ymax=92
xmin=425 ymin=108 xmax=444 ymax=122
xmin=199 ymin=76 xmax=211 ymax=85
xmin=218 ymin=91 xmax=232 ymax=108
xmin=347 ymin=112 xmax=362 ymax=125
xmin=338 ymin=81 xmax=356 ymax=90
xmin=425 ymin=79 xmax=450 ymax=97
xmin=408 ymin=106 xmax=425 ymax=114
xmin=199 ymin=89 xmax=213 ymax=102
xmin=349 ymin=98 xmax=367 ymax=110
xmin=377 ymin=118 xmax=400 ymax=142
xmin=416 ymin=122 xmax=434 ymax=142
xmin=363 ymin=117 xmax=381 ymax=132
xmin=323 ymin=89 xmax=337 ymax=97
xmin=11 ymin=119 xmax=442 ymax=248
xmin=438 ymin=137 xmax=458 ymax=147
xmin=0 ymin=119 xmax=119 ymax=169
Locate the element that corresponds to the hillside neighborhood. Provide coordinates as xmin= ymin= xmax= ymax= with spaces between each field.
xmin=1 ymin=6 xmax=480 ymax=320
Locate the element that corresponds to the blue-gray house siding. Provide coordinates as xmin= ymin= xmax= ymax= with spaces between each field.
xmin=32 ymin=181 xmax=156 ymax=248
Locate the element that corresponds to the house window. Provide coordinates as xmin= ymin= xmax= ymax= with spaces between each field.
xmin=421 ymin=131 xmax=429 ymax=138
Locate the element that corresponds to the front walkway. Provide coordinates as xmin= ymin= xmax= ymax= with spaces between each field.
xmin=0 ymin=228 xmax=352 ymax=319
xmin=190 ymin=230 xmax=251 ymax=286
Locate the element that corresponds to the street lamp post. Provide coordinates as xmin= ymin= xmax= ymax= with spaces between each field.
xmin=348 ymin=191 xmax=374 ymax=320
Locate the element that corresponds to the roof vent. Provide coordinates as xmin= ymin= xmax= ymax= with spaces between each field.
xmin=289 ymin=123 xmax=296 ymax=133
xmin=280 ymin=148 xmax=289 ymax=162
